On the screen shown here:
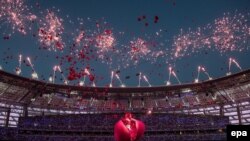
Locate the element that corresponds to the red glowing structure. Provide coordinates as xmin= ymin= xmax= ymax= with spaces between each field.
xmin=114 ymin=113 xmax=145 ymax=141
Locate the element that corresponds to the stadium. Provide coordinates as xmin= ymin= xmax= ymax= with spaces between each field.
xmin=0 ymin=68 xmax=250 ymax=140
xmin=1 ymin=0 xmax=250 ymax=141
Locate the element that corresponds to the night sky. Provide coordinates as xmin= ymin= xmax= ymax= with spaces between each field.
xmin=0 ymin=0 xmax=250 ymax=87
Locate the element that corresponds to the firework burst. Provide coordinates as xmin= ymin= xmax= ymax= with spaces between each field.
xmin=227 ymin=57 xmax=242 ymax=75
xmin=212 ymin=12 xmax=249 ymax=52
xmin=15 ymin=54 xmax=22 ymax=75
xmin=195 ymin=66 xmax=212 ymax=83
xmin=130 ymin=38 xmax=151 ymax=60
xmin=95 ymin=29 xmax=115 ymax=51
xmin=166 ymin=66 xmax=181 ymax=85
xmin=0 ymin=1 xmax=249 ymax=87
xmin=0 ymin=0 xmax=37 ymax=36
xmin=26 ymin=57 xmax=38 ymax=79
xmin=119 ymin=37 xmax=166 ymax=67
xmin=173 ymin=12 xmax=250 ymax=58
xmin=38 ymin=10 xmax=64 ymax=51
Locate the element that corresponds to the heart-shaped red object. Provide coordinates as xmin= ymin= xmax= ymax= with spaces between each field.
xmin=114 ymin=113 xmax=145 ymax=141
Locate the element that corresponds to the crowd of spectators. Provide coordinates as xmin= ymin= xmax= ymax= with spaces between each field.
xmin=18 ymin=113 xmax=229 ymax=131
xmin=17 ymin=133 xmax=226 ymax=141
xmin=0 ymin=113 xmax=229 ymax=140
xmin=0 ymin=127 xmax=18 ymax=140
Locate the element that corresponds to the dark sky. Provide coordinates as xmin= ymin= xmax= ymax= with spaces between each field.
xmin=0 ymin=0 xmax=250 ymax=87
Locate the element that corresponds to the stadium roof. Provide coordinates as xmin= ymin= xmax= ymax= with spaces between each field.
xmin=0 ymin=69 xmax=250 ymax=111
